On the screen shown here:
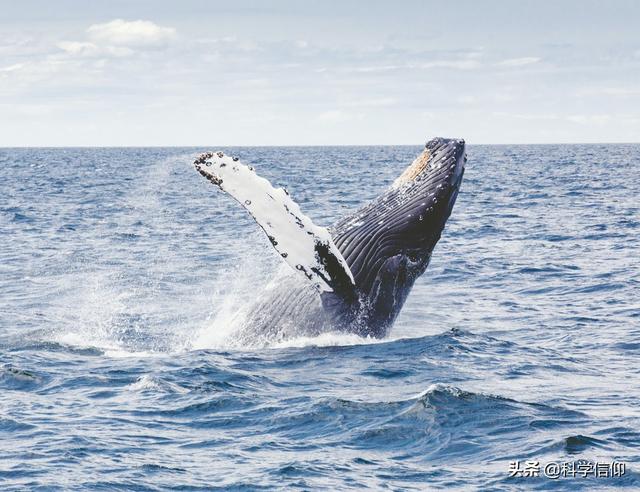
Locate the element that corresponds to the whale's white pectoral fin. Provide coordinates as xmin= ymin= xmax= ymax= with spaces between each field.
xmin=195 ymin=152 xmax=356 ymax=299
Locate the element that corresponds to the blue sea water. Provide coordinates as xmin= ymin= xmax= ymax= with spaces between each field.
xmin=0 ymin=144 xmax=639 ymax=490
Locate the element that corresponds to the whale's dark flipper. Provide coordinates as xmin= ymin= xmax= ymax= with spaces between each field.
xmin=194 ymin=152 xmax=357 ymax=301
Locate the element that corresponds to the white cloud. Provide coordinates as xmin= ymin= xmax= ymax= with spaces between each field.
xmin=344 ymin=97 xmax=397 ymax=107
xmin=496 ymin=57 xmax=541 ymax=67
xmin=51 ymin=19 xmax=175 ymax=61
xmin=87 ymin=19 xmax=176 ymax=48
xmin=353 ymin=65 xmax=400 ymax=73
xmin=566 ymin=114 xmax=611 ymax=125
xmin=576 ymin=87 xmax=640 ymax=97
xmin=353 ymin=59 xmax=481 ymax=72
xmin=0 ymin=63 xmax=25 ymax=73
xmin=491 ymin=112 xmax=560 ymax=120
xmin=57 ymin=41 xmax=97 ymax=56
xmin=421 ymin=60 xmax=481 ymax=70
xmin=57 ymin=41 xmax=133 ymax=57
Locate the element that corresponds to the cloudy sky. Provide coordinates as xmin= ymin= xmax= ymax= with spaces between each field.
xmin=1 ymin=0 xmax=639 ymax=145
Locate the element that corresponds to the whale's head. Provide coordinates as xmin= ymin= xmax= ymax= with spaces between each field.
xmin=331 ymin=137 xmax=466 ymax=335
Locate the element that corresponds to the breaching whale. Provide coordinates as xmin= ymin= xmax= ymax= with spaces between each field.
xmin=195 ymin=137 xmax=466 ymax=345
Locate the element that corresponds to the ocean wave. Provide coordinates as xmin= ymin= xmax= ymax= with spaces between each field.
xmin=2 ymin=145 xmax=639 ymax=489
xmin=127 ymin=374 xmax=189 ymax=394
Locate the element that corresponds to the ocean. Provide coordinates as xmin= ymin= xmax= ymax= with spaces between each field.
xmin=1 ymin=144 xmax=638 ymax=490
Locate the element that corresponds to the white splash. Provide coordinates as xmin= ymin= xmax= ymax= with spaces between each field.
xmin=189 ymin=253 xmax=281 ymax=350
xmin=271 ymin=331 xmax=386 ymax=349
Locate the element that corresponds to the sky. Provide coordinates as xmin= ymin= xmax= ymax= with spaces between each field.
xmin=1 ymin=0 xmax=639 ymax=146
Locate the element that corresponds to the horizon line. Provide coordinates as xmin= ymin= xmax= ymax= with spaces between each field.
xmin=2 ymin=141 xmax=639 ymax=149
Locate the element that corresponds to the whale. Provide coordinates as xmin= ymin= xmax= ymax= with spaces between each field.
xmin=194 ymin=137 xmax=466 ymax=345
